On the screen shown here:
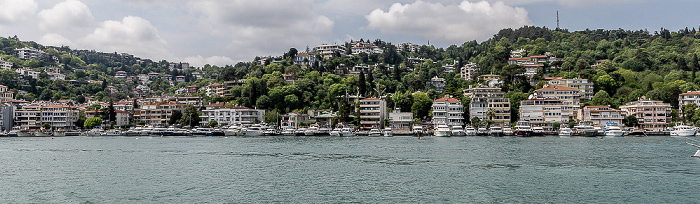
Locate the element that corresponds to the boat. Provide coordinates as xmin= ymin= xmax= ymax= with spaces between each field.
xmin=223 ymin=126 xmax=241 ymax=136
xmin=207 ymin=129 xmax=226 ymax=136
xmin=476 ymin=127 xmax=489 ymax=136
xmin=65 ymin=131 xmax=83 ymax=136
xmin=531 ymin=126 xmax=545 ymax=136
xmin=368 ymin=129 xmax=382 ymax=137
xmin=558 ymin=127 xmax=573 ymax=136
xmin=514 ymin=121 xmax=533 ymax=137
xmin=573 ymin=125 xmax=597 ymax=137
xmin=383 ymin=127 xmax=393 ymax=137
xmin=434 ymin=125 xmax=452 ymax=137
xmin=33 ymin=130 xmax=52 ymax=137
xmin=53 ymin=129 xmax=66 ymax=137
xmin=318 ymin=128 xmax=331 ymax=136
xmin=465 ymin=127 xmax=477 ymax=136
xmin=503 ymin=127 xmax=514 ymax=136
xmin=304 ymin=126 xmax=319 ymax=136
xmin=604 ymin=126 xmax=625 ymax=137
xmin=242 ymin=125 xmax=265 ymax=136
xmin=295 ymin=128 xmax=306 ymax=136
xmin=102 ymin=129 xmax=122 ymax=136
xmin=670 ymin=125 xmax=697 ymax=137
xmin=6 ymin=130 xmax=18 ymax=137
xmin=412 ymin=125 xmax=424 ymax=136
xmin=86 ymin=129 xmax=104 ymax=137
xmin=340 ymin=128 xmax=355 ymax=137
xmin=451 ymin=126 xmax=466 ymax=136
xmin=489 ymin=126 xmax=503 ymax=136
xmin=281 ymin=127 xmax=296 ymax=136
xmin=329 ymin=128 xmax=341 ymax=137
xmin=263 ymin=128 xmax=279 ymax=136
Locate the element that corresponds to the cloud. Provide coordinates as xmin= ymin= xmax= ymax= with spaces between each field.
xmin=182 ymin=55 xmax=237 ymax=67
xmin=82 ymin=16 xmax=172 ymax=60
xmin=190 ymin=0 xmax=333 ymax=60
xmin=38 ymin=0 xmax=95 ymax=37
xmin=366 ymin=0 xmax=531 ymax=43
xmin=38 ymin=33 xmax=73 ymax=46
xmin=0 ymin=0 xmax=38 ymax=24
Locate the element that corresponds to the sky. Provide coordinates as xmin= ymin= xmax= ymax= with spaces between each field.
xmin=0 ymin=0 xmax=698 ymax=67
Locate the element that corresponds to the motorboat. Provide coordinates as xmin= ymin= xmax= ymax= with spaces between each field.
xmin=242 ymin=125 xmax=265 ymax=136
xmin=412 ymin=125 xmax=424 ymax=136
xmin=53 ymin=129 xmax=66 ymax=137
xmin=670 ymin=125 xmax=697 ymax=137
xmin=503 ymin=127 xmax=514 ymax=136
xmin=33 ymin=130 xmax=52 ymax=137
xmin=340 ymin=128 xmax=355 ymax=137
xmin=383 ymin=128 xmax=393 ymax=137
xmin=465 ymin=127 xmax=477 ymax=136
xmin=368 ymin=129 xmax=382 ymax=137
xmin=489 ymin=126 xmax=503 ymax=137
xmin=531 ymin=126 xmax=545 ymax=136
xmin=263 ymin=128 xmax=279 ymax=136
xmin=304 ymin=126 xmax=319 ymax=136
xmin=558 ymin=127 xmax=573 ymax=136
xmin=295 ymin=128 xmax=306 ymax=136
xmin=476 ymin=127 xmax=489 ymax=136
xmin=604 ymin=126 xmax=624 ymax=137
xmin=102 ymin=129 xmax=122 ymax=136
xmin=86 ymin=129 xmax=104 ymax=137
xmin=514 ymin=121 xmax=532 ymax=137
xmin=281 ymin=127 xmax=296 ymax=136
xmin=223 ymin=126 xmax=241 ymax=136
xmin=451 ymin=126 xmax=466 ymax=136
xmin=318 ymin=128 xmax=331 ymax=136
xmin=434 ymin=125 xmax=452 ymax=137
xmin=329 ymin=128 xmax=341 ymax=137
xmin=573 ymin=125 xmax=597 ymax=137
xmin=6 ymin=130 xmax=19 ymax=137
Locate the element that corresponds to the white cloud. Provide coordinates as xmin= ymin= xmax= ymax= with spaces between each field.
xmin=366 ymin=0 xmax=531 ymax=43
xmin=182 ymin=55 xmax=237 ymax=67
xmin=82 ymin=16 xmax=172 ymax=60
xmin=190 ymin=0 xmax=333 ymax=60
xmin=0 ymin=0 xmax=38 ymax=24
xmin=38 ymin=33 xmax=73 ymax=46
xmin=37 ymin=0 xmax=94 ymax=37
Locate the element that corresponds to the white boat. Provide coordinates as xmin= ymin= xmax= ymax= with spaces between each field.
xmin=465 ymin=127 xmax=477 ymax=136
xmin=33 ymin=130 xmax=52 ymax=137
xmin=281 ymin=127 xmax=296 ymax=136
xmin=329 ymin=128 xmax=341 ymax=137
xmin=514 ymin=121 xmax=532 ymax=137
xmin=604 ymin=126 xmax=624 ymax=137
xmin=102 ymin=129 xmax=123 ymax=136
xmin=671 ymin=125 xmax=697 ymax=137
xmin=559 ymin=127 xmax=573 ymax=136
xmin=573 ymin=125 xmax=597 ymax=137
xmin=476 ymin=128 xmax=489 ymax=136
xmin=224 ymin=126 xmax=241 ymax=136
xmin=412 ymin=125 xmax=424 ymax=135
xmin=434 ymin=125 xmax=452 ymax=137
xmin=340 ymin=128 xmax=355 ymax=137
xmin=53 ymin=129 xmax=66 ymax=137
xmin=531 ymin=126 xmax=545 ymax=136
xmin=86 ymin=129 xmax=104 ymax=137
xmin=489 ymin=126 xmax=503 ymax=136
xmin=294 ymin=128 xmax=306 ymax=136
xmin=503 ymin=127 xmax=514 ymax=136
xmin=368 ymin=129 xmax=381 ymax=137
xmin=304 ymin=126 xmax=319 ymax=136
xmin=451 ymin=126 xmax=466 ymax=136
xmin=242 ymin=125 xmax=265 ymax=136
xmin=383 ymin=128 xmax=393 ymax=137
xmin=318 ymin=128 xmax=331 ymax=136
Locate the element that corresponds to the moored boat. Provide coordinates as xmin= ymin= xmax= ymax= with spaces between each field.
xmin=434 ymin=125 xmax=452 ymax=137
xmin=451 ymin=126 xmax=466 ymax=136
xmin=559 ymin=127 xmax=573 ymax=136
xmin=340 ymin=128 xmax=355 ymax=137
xmin=489 ymin=126 xmax=503 ymax=136
xmin=242 ymin=125 xmax=265 ymax=136
xmin=573 ymin=125 xmax=597 ymax=137
xmin=604 ymin=126 xmax=624 ymax=137
xmin=383 ymin=128 xmax=393 ymax=137
xmin=530 ymin=126 xmax=545 ymax=136
xmin=465 ymin=127 xmax=477 ymax=136
xmin=33 ymin=130 xmax=52 ymax=137
xmin=503 ymin=127 xmax=514 ymax=136
xmin=670 ymin=125 xmax=696 ymax=137
xmin=86 ymin=129 xmax=104 ymax=137
xmin=329 ymin=128 xmax=341 ymax=137
xmin=368 ymin=128 xmax=382 ymax=137
xmin=514 ymin=121 xmax=532 ymax=137
xmin=412 ymin=125 xmax=424 ymax=136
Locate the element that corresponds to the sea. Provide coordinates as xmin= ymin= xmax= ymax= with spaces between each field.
xmin=1 ymin=136 xmax=698 ymax=203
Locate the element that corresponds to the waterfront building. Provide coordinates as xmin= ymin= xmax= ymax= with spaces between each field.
xmin=0 ymin=58 xmax=13 ymax=69
xmin=200 ymin=106 xmax=265 ymax=127
xmin=620 ymin=96 xmax=672 ymax=131
xmin=0 ymin=103 xmax=12 ymax=131
xmin=519 ymin=98 xmax=577 ymax=130
xmin=464 ymin=86 xmax=510 ymax=126
xmin=14 ymin=104 xmax=42 ymax=130
xmin=280 ymin=112 xmax=310 ymax=128
xmin=133 ymin=101 xmax=187 ymax=126
xmin=388 ymin=108 xmax=413 ymax=130
xmin=546 ymin=77 xmax=595 ymax=101
xmin=432 ymin=96 xmax=464 ymax=127
xmin=678 ymin=91 xmax=700 ymax=116
xmin=534 ymin=85 xmax=580 ymax=105
xmin=359 ymin=98 xmax=387 ymax=130
xmin=578 ymin=105 xmax=624 ymax=128
xmin=40 ymin=105 xmax=79 ymax=130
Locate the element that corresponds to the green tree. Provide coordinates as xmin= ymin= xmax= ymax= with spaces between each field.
xmin=411 ymin=92 xmax=432 ymax=120
xmin=568 ymin=119 xmax=577 ymax=128
xmin=42 ymin=123 xmax=51 ymax=130
xmin=169 ymin=110 xmax=183 ymax=125
xmin=591 ymin=90 xmax=611 ymax=106
xmin=208 ymin=120 xmax=218 ymax=127
xmin=84 ymin=117 xmax=102 ymax=129
xmin=179 ymin=105 xmax=201 ymax=127
xmin=682 ymin=103 xmax=698 ymax=122
xmin=624 ymin=115 xmax=639 ymax=128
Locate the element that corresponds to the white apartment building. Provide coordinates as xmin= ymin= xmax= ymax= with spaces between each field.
xmin=520 ymin=98 xmax=578 ymax=130
xmin=534 ymin=85 xmax=581 ymax=105
xmin=547 ymin=77 xmax=595 ymax=101
xmin=40 ymin=105 xmax=79 ymax=130
xmin=313 ymin=44 xmax=345 ymax=59
xmin=432 ymin=96 xmax=464 ymax=127
xmin=0 ymin=85 xmax=13 ymax=101
xmin=396 ymin=42 xmax=419 ymax=53
xmin=460 ymin=63 xmax=479 ymax=81
xmin=14 ymin=104 xmax=42 ymax=130
xmin=431 ymin=76 xmax=446 ymax=93
xmin=200 ymin=106 xmax=265 ymax=127
xmin=15 ymin=47 xmax=42 ymax=60
xmin=465 ymin=86 xmax=511 ymax=126
xmin=359 ymin=98 xmax=387 ymax=130
xmin=293 ymin=53 xmax=316 ymax=66
xmin=578 ymin=105 xmax=624 ymax=128
xmin=678 ymin=91 xmax=700 ymax=116
xmin=0 ymin=58 xmax=13 ymax=69
xmin=133 ymin=101 xmax=187 ymax=126
xmin=15 ymin=68 xmax=39 ymax=79
xmin=351 ymin=42 xmax=383 ymax=55
xmin=620 ymin=97 xmax=672 ymax=131
xmin=47 ymin=72 xmax=65 ymax=80
xmin=115 ymin=71 xmax=128 ymax=79
xmin=388 ymin=108 xmax=413 ymax=130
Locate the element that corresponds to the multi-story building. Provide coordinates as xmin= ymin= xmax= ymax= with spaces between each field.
xmin=432 ymin=96 xmax=464 ymax=127
xmin=293 ymin=53 xmax=315 ymax=66
xmin=388 ymin=108 xmax=413 ymax=130
xmin=280 ymin=112 xmax=310 ymax=128
xmin=14 ymin=104 xmax=42 ymax=130
xmin=578 ymin=105 xmax=624 ymax=128
xmin=0 ymin=103 xmax=12 ymax=131
xmin=115 ymin=71 xmax=127 ymax=79
xmin=465 ymin=86 xmax=510 ymax=126
xmin=0 ymin=85 xmax=13 ymax=101
xmin=396 ymin=42 xmax=419 ymax=53
xmin=15 ymin=68 xmax=39 ymax=79
xmin=199 ymin=106 xmax=265 ymax=127
xmin=431 ymin=76 xmax=446 ymax=93
xmin=40 ymin=105 xmax=79 ymax=130
xmin=620 ymin=97 xmax=672 ymax=131
xmin=351 ymin=42 xmax=383 ymax=55
xmin=534 ymin=85 xmax=580 ymax=105
xmin=133 ymin=101 xmax=187 ymax=126
xmin=0 ymin=58 xmax=13 ymax=69
xmin=359 ymin=98 xmax=387 ymax=130
xmin=678 ymin=91 xmax=700 ymax=116
xmin=15 ymin=47 xmax=42 ymax=60
xmin=313 ymin=44 xmax=345 ymax=59
xmin=460 ymin=63 xmax=478 ymax=80
xmin=546 ymin=77 xmax=595 ymax=101
xmin=519 ymin=98 xmax=578 ymax=130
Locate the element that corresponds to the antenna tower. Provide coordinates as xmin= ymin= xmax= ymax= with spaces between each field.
xmin=556 ymin=11 xmax=560 ymax=29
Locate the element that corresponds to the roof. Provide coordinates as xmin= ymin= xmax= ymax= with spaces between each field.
xmin=434 ymin=97 xmax=460 ymax=103
xmin=536 ymin=85 xmax=579 ymax=91
xmin=529 ymin=55 xmax=548 ymax=58
xmin=680 ymin=91 xmax=700 ymax=96
xmin=361 ymin=98 xmax=380 ymax=101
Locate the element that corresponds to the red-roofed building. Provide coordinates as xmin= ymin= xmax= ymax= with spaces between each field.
xmin=359 ymin=98 xmax=387 ymax=130
xmin=115 ymin=71 xmax=127 ymax=79
xmin=679 ymin=91 xmax=700 ymax=115
xmin=432 ymin=96 xmax=463 ymax=127
xmin=293 ymin=52 xmax=316 ymax=66
xmin=578 ymin=105 xmax=624 ymax=128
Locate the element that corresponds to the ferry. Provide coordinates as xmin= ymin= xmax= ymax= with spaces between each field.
xmin=451 ymin=126 xmax=466 ymax=136
xmin=434 ymin=125 xmax=452 ymax=137
xmin=368 ymin=129 xmax=382 ymax=137
xmin=604 ymin=126 xmax=624 ymax=137
xmin=670 ymin=125 xmax=697 ymax=137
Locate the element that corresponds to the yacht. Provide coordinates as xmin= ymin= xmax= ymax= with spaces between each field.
xmin=33 ymin=130 xmax=52 ymax=137
xmin=476 ymin=127 xmax=489 ymax=136
xmin=434 ymin=125 xmax=452 ymax=137
xmin=224 ymin=126 xmax=241 ymax=136
xmin=503 ymin=127 xmax=514 ymax=136
xmin=318 ymin=127 xmax=332 ymax=136
xmin=573 ymin=125 xmax=597 ymax=137
xmin=558 ymin=127 xmax=573 ymax=136
xmin=86 ymin=129 xmax=104 ymax=137
xmin=383 ymin=128 xmax=393 ymax=137
xmin=102 ymin=129 xmax=122 ymax=136
xmin=489 ymin=126 xmax=503 ymax=136
xmin=670 ymin=125 xmax=697 ymax=137
xmin=242 ymin=125 xmax=265 ymax=136
xmin=340 ymin=128 xmax=355 ymax=137
xmin=281 ymin=127 xmax=296 ymax=136
xmin=604 ymin=126 xmax=625 ymax=137
xmin=304 ymin=126 xmax=320 ymax=136
xmin=294 ymin=128 xmax=306 ymax=136
xmin=368 ymin=129 xmax=382 ymax=137
xmin=531 ymin=126 xmax=545 ymax=136
xmin=451 ymin=126 xmax=466 ymax=136
xmin=190 ymin=128 xmax=211 ymax=136
xmin=329 ymin=128 xmax=341 ymax=137
xmin=53 ymin=129 xmax=66 ymax=137
xmin=412 ymin=125 xmax=424 ymax=136
xmin=514 ymin=121 xmax=533 ymax=137
xmin=465 ymin=127 xmax=477 ymax=136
